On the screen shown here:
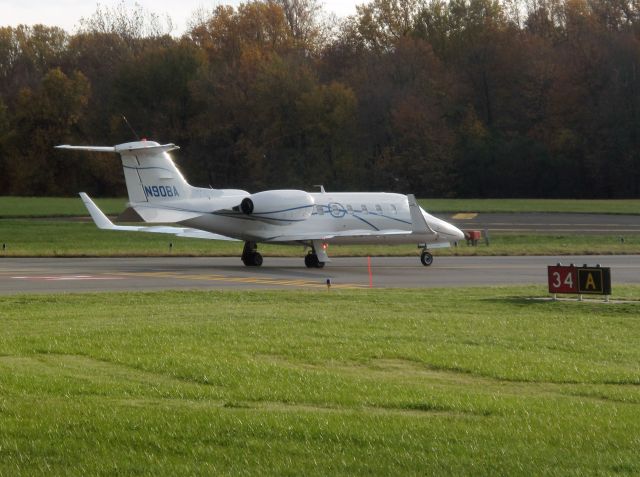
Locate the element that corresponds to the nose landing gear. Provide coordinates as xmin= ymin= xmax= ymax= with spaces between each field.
xmin=420 ymin=250 xmax=433 ymax=267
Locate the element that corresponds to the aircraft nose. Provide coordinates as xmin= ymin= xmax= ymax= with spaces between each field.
xmin=451 ymin=223 xmax=466 ymax=241
xmin=424 ymin=212 xmax=466 ymax=242
xmin=443 ymin=222 xmax=465 ymax=241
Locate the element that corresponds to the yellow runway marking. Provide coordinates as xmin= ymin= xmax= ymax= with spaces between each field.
xmin=452 ymin=213 xmax=478 ymax=220
xmin=118 ymin=272 xmax=367 ymax=289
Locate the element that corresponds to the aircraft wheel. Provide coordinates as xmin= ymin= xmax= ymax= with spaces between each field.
xmin=420 ymin=251 xmax=433 ymax=267
xmin=304 ymin=254 xmax=315 ymax=268
xmin=243 ymin=252 xmax=263 ymax=267
xmin=305 ymin=253 xmax=324 ymax=269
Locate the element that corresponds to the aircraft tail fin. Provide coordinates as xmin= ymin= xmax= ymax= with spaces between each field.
xmin=57 ymin=141 xmax=191 ymax=204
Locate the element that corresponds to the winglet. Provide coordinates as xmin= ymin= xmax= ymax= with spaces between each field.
xmin=407 ymin=194 xmax=437 ymax=235
xmin=79 ymin=193 xmax=116 ymax=230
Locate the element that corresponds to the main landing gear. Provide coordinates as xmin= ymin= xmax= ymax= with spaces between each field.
xmin=420 ymin=250 xmax=434 ymax=267
xmin=242 ymin=241 xmax=263 ymax=267
xmin=304 ymin=251 xmax=325 ymax=269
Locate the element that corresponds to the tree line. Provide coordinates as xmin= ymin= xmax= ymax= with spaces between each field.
xmin=1 ymin=0 xmax=639 ymax=198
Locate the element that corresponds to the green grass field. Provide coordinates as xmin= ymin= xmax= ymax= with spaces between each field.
xmin=0 ymin=219 xmax=639 ymax=257
xmin=2 ymin=197 xmax=640 ymax=218
xmin=422 ymin=198 xmax=640 ymax=215
xmin=0 ymin=197 xmax=127 ymax=218
xmin=1 ymin=288 xmax=639 ymax=475
xmin=2 ymin=196 xmax=640 ymax=257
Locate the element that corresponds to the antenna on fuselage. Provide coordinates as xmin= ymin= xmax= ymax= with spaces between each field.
xmin=122 ymin=115 xmax=140 ymax=141
xmin=314 ymin=185 xmax=326 ymax=193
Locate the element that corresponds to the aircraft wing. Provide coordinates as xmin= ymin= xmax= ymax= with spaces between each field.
xmin=262 ymin=229 xmax=412 ymax=242
xmin=79 ymin=193 xmax=239 ymax=241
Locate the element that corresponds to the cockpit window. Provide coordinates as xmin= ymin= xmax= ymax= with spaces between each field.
xmin=390 ymin=204 xmax=398 ymax=214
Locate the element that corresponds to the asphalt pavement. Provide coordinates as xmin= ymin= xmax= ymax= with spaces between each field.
xmin=1 ymin=255 xmax=638 ymax=294
xmin=447 ymin=213 xmax=640 ymax=234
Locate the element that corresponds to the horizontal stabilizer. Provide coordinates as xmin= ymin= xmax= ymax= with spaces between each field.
xmin=56 ymin=145 xmax=116 ymax=153
xmin=79 ymin=193 xmax=238 ymax=241
xmin=57 ymin=142 xmax=179 ymax=155
xmin=115 ymin=143 xmax=179 ymax=154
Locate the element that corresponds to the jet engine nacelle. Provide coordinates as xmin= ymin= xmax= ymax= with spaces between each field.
xmin=239 ymin=190 xmax=315 ymax=224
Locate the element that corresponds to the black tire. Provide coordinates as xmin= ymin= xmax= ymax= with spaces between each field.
xmin=420 ymin=251 xmax=433 ymax=267
xmin=304 ymin=254 xmax=315 ymax=268
xmin=243 ymin=251 xmax=263 ymax=267
xmin=305 ymin=253 xmax=322 ymax=268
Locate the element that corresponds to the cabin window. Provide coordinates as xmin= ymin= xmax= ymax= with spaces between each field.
xmin=390 ymin=204 xmax=398 ymax=215
xmin=346 ymin=205 xmax=354 ymax=214
xmin=375 ymin=204 xmax=383 ymax=214
xmin=361 ymin=205 xmax=368 ymax=214
xmin=316 ymin=205 xmax=324 ymax=215
xmin=331 ymin=204 xmax=340 ymax=214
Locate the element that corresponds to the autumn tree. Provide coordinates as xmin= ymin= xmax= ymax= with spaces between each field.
xmin=275 ymin=0 xmax=328 ymax=53
xmin=0 ymin=25 xmax=68 ymax=104
xmin=185 ymin=2 xmax=357 ymax=191
xmin=2 ymin=0 xmax=640 ymax=198
xmin=5 ymin=68 xmax=89 ymax=195
xmin=77 ymin=0 xmax=174 ymax=47
xmin=112 ymin=40 xmax=204 ymax=140
xmin=0 ymin=98 xmax=10 ymax=193
xmin=349 ymin=0 xmax=424 ymax=52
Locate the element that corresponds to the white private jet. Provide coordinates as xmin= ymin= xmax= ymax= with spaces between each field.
xmin=56 ymin=140 xmax=465 ymax=268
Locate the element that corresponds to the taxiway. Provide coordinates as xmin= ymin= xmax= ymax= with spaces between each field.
xmin=1 ymin=255 xmax=638 ymax=294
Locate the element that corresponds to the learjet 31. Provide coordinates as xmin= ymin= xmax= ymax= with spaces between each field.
xmin=56 ymin=140 xmax=465 ymax=268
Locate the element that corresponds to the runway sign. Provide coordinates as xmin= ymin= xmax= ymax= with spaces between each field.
xmin=548 ymin=265 xmax=578 ymax=294
xmin=548 ymin=265 xmax=612 ymax=295
xmin=577 ymin=267 xmax=612 ymax=295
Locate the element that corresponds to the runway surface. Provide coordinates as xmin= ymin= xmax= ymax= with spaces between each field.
xmin=1 ymin=255 xmax=638 ymax=294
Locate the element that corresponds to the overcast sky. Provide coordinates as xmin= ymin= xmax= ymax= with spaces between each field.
xmin=1 ymin=0 xmax=362 ymax=34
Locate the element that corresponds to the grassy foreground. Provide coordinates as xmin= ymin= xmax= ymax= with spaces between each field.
xmin=1 ymin=219 xmax=639 ymax=257
xmin=1 ymin=288 xmax=639 ymax=475
xmin=1 ymin=197 xmax=640 ymax=218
